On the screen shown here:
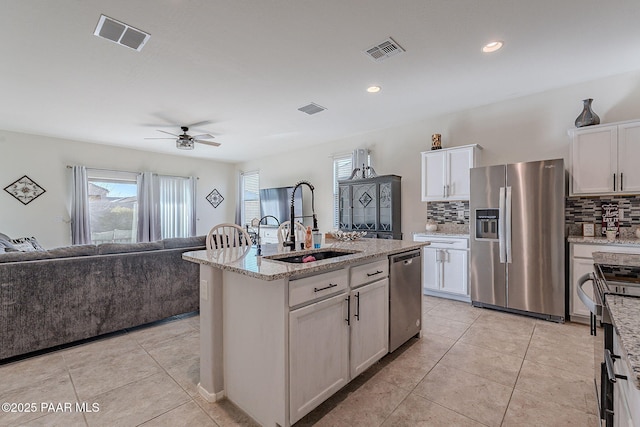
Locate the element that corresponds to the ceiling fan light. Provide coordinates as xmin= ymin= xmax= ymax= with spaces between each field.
xmin=176 ymin=138 xmax=194 ymax=150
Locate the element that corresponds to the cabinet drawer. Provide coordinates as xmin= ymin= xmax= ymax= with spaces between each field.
xmin=289 ymin=269 xmax=348 ymax=307
xmin=261 ymin=228 xmax=279 ymax=238
xmin=572 ymin=243 xmax=640 ymax=258
xmin=350 ymin=259 xmax=388 ymax=288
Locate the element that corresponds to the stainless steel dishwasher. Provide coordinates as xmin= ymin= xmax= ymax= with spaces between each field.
xmin=389 ymin=249 xmax=422 ymax=352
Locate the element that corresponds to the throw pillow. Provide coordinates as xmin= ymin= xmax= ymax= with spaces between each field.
xmin=10 ymin=236 xmax=45 ymax=251
xmin=0 ymin=238 xmax=19 ymax=252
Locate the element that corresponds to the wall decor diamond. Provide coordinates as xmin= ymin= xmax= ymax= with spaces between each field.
xmin=206 ymin=188 xmax=224 ymax=208
xmin=4 ymin=175 xmax=46 ymax=205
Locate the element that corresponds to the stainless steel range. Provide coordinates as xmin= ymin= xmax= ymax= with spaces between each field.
xmin=577 ymin=262 xmax=640 ymax=427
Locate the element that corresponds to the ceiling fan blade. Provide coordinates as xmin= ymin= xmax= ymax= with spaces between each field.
xmin=192 ymin=133 xmax=215 ymax=140
xmin=144 ymin=137 xmax=175 ymax=140
xmin=157 ymin=130 xmax=180 ymax=137
xmin=195 ymin=140 xmax=221 ymax=147
xmin=186 ymin=120 xmax=214 ymax=129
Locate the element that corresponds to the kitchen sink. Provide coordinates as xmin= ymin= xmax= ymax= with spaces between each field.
xmin=265 ymin=249 xmax=359 ymax=264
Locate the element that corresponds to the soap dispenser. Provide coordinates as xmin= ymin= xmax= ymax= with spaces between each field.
xmin=304 ymin=226 xmax=312 ymax=249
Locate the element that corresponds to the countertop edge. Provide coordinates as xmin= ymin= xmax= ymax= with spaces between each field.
xmin=568 ymin=236 xmax=640 ymax=245
xmin=183 ymin=241 xmax=429 ymax=281
xmin=606 ymin=295 xmax=640 ymax=390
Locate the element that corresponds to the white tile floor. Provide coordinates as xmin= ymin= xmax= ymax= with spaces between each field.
xmin=0 ymin=296 xmax=599 ymax=426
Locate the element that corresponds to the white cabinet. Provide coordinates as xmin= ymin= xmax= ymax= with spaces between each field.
xmin=350 ymin=278 xmax=388 ymax=378
xmin=289 ymin=292 xmax=350 ymax=424
xmin=414 ymin=234 xmax=469 ymax=302
xmin=421 ymin=144 xmax=480 ymax=201
xmin=289 ymin=258 xmax=390 ymax=424
xmin=569 ymin=120 xmax=640 ymax=196
xmin=613 ymin=331 xmax=640 ymax=427
xmin=569 ymin=242 xmax=640 ymax=322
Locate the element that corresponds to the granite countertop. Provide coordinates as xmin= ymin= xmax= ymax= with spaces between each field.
xmin=605 ymin=294 xmax=640 ymax=390
xmin=568 ymin=235 xmax=640 ymax=245
xmin=183 ymin=239 xmax=429 ymax=281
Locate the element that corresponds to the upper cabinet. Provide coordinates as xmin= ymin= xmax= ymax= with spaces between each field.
xmin=421 ymin=144 xmax=481 ymax=201
xmin=569 ymin=120 xmax=640 ymax=196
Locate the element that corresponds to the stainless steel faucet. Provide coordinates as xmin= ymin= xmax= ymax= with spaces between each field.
xmin=255 ymin=215 xmax=280 ymax=256
xmin=283 ymin=180 xmax=318 ymax=251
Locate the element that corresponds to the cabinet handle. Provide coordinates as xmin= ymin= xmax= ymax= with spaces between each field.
xmin=605 ymin=349 xmax=627 ymax=383
xmin=366 ymin=270 xmax=383 ymax=277
xmin=314 ymin=283 xmax=338 ymax=293
xmin=446 ymin=185 xmax=450 ymax=197
xmin=621 ymin=173 xmax=624 ymax=191
xmin=345 ymin=295 xmax=351 ymax=325
xmin=443 ymin=185 xmax=446 ymax=198
xmin=355 ymin=292 xmax=360 ymax=321
xmin=613 ymin=173 xmax=616 ymax=191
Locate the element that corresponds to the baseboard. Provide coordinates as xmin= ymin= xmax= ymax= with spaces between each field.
xmin=197 ymin=383 xmax=225 ymax=402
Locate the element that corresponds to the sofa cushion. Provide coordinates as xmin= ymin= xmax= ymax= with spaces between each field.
xmin=47 ymin=244 xmax=98 ymax=258
xmin=98 ymin=241 xmax=164 ymax=255
xmin=0 ymin=250 xmax=52 ymax=263
xmin=162 ymin=236 xmax=206 ymax=249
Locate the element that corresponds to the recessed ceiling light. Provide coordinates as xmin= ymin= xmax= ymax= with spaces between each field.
xmin=482 ymin=41 xmax=503 ymax=53
xmin=367 ymin=86 xmax=381 ymax=93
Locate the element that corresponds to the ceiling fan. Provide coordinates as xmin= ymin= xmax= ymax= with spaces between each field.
xmin=145 ymin=125 xmax=221 ymax=150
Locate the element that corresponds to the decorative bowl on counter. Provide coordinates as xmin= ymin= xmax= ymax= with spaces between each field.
xmin=425 ymin=221 xmax=438 ymax=232
xmin=330 ymin=230 xmax=367 ymax=241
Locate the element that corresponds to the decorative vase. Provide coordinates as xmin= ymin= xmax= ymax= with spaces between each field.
xmin=431 ymin=133 xmax=442 ymax=150
xmin=574 ymin=98 xmax=600 ymax=128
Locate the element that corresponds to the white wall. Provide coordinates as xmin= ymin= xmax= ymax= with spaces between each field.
xmin=238 ymin=70 xmax=640 ymax=238
xmin=0 ymin=131 xmax=236 ymax=248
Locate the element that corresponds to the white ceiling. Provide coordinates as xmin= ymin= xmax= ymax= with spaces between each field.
xmin=1 ymin=1 xmax=640 ymax=163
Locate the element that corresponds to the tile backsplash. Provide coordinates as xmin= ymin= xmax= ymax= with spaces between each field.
xmin=565 ymin=195 xmax=640 ymax=236
xmin=427 ymin=201 xmax=469 ymax=225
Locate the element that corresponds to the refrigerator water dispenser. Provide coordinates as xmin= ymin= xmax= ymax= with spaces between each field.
xmin=475 ymin=209 xmax=499 ymax=240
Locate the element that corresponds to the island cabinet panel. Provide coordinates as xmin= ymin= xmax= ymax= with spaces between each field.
xmin=349 ymin=278 xmax=389 ymax=378
xmin=289 ymin=292 xmax=350 ymax=425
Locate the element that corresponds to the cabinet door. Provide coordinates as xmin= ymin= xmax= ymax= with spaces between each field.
xmin=447 ymin=148 xmax=473 ymax=200
xmin=571 ymin=257 xmax=595 ymax=318
xmin=351 ymin=182 xmax=378 ymax=232
xmin=339 ymin=184 xmax=352 ymax=230
xmin=422 ymin=247 xmax=440 ymax=291
xmin=441 ymin=249 xmax=468 ymax=296
xmin=350 ymin=279 xmax=389 ymax=378
xmin=570 ymin=126 xmax=617 ymax=195
xmin=421 ymin=151 xmax=446 ymax=201
xmin=289 ymin=293 xmax=349 ymax=424
xmin=617 ymin=122 xmax=640 ymax=193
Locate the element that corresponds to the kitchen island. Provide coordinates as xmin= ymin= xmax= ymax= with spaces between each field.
xmin=183 ymin=238 xmax=428 ymax=427
xmin=592 ymin=252 xmax=640 ymax=425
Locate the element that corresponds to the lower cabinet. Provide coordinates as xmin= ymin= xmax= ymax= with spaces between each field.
xmin=422 ymin=246 xmax=468 ymax=299
xmin=289 ymin=293 xmax=350 ymax=424
xmin=350 ymin=278 xmax=389 ymax=378
xmin=289 ymin=262 xmax=389 ymax=424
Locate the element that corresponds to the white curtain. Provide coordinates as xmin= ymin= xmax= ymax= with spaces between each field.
xmin=71 ymin=166 xmax=92 ymax=244
xmin=158 ymin=175 xmax=196 ymax=238
xmin=137 ymin=172 xmax=161 ymax=242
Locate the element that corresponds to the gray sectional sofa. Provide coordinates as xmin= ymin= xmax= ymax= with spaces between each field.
xmin=0 ymin=236 xmax=205 ymax=360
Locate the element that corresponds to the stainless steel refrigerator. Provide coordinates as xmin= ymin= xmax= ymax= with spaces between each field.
xmin=469 ymin=159 xmax=565 ymax=322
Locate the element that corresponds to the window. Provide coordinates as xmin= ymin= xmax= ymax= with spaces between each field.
xmin=85 ymin=169 xmax=196 ymax=244
xmin=333 ymin=155 xmax=353 ymax=228
xmin=240 ymin=170 xmax=260 ymax=226
xmin=87 ymin=169 xmax=139 ymax=244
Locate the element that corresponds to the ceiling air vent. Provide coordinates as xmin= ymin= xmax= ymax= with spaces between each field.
xmin=364 ymin=37 xmax=405 ymax=62
xmin=298 ymin=103 xmax=327 ymax=115
xmin=94 ymin=15 xmax=150 ymax=52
